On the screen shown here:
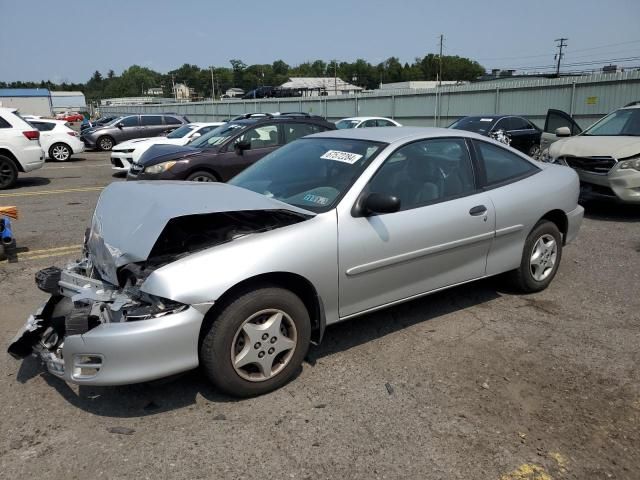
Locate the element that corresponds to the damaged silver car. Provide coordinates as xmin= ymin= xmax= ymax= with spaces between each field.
xmin=9 ymin=128 xmax=584 ymax=397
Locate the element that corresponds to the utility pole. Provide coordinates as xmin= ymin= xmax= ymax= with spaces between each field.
xmin=555 ymin=38 xmax=568 ymax=78
xmin=436 ymin=34 xmax=443 ymax=126
xmin=210 ymin=67 xmax=215 ymax=100
xmin=334 ymin=60 xmax=337 ymax=96
xmin=171 ymin=74 xmax=176 ymax=101
xmin=438 ymin=34 xmax=443 ymax=88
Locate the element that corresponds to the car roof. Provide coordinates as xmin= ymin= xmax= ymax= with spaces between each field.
xmin=338 ymin=117 xmax=394 ymax=121
xmin=309 ymin=126 xmax=487 ymax=143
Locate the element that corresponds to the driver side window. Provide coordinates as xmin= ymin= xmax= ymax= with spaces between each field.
xmin=235 ymin=124 xmax=279 ymax=150
xmin=121 ymin=116 xmax=139 ymax=127
xmin=367 ymin=138 xmax=476 ymax=212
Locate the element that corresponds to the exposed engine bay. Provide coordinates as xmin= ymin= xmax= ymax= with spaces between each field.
xmin=7 ymin=209 xmax=309 ymax=371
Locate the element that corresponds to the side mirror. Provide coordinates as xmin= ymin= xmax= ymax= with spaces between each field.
xmin=353 ymin=192 xmax=401 ymax=217
xmin=234 ymin=140 xmax=250 ymax=155
xmin=117 ymin=122 xmax=124 ymax=129
xmin=555 ymin=126 xmax=571 ymax=137
xmin=191 ymin=132 xmax=201 ymax=139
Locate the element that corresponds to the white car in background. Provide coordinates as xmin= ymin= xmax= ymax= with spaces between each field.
xmin=110 ymin=122 xmax=224 ymax=172
xmin=29 ymin=119 xmax=85 ymax=161
xmin=335 ymin=116 xmax=402 ymax=129
xmin=0 ymin=107 xmax=44 ymax=189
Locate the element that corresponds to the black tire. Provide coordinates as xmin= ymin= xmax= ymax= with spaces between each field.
xmin=508 ymin=220 xmax=562 ymax=293
xmin=186 ymin=171 xmax=217 ymax=182
xmin=0 ymin=155 xmax=18 ymax=190
xmin=97 ymin=136 xmax=114 ymax=151
xmin=200 ymin=287 xmax=311 ymax=397
xmin=49 ymin=143 xmax=72 ymax=161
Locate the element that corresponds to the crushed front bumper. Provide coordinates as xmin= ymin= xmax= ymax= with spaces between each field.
xmin=8 ymin=266 xmax=205 ymax=386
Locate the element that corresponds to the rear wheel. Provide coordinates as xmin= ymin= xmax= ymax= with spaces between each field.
xmin=49 ymin=143 xmax=72 ymax=161
xmin=0 ymin=155 xmax=18 ymax=190
xmin=527 ymin=143 xmax=541 ymax=160
xmin=508 ymin=220 xmax=562 ymax=293
xmin=97 ymin=136 xmax=114 ymax=151
xmin=186 ymin=171 xmax=217 ymax=182
xmin=200 ymin=287 xmax=311 ymax=397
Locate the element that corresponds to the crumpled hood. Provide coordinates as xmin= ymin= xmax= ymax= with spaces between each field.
xmin=87 ymin=181 xmax=314 ymax=285
xmin=550 ymin=135 xmax=640 ymax=159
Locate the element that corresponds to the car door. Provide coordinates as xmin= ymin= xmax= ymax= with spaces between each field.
xmin=337 ymin=137 xmax=496 ymax=317
xmin=212 ymin=123 xmax=282 ymax=180
xmin=359 ymin=119 xmax=378 ymax=128
xmin=540 ymin=109 xmax=582 ymax=152
xmin=471 ymin=139 xmax=542 ymax=276
xmin=282 ymin=122 xmax=329 ymax=144
xmin=139 ymin=115 xmax=165 ymax=137
xmin=116 ymin=115 xmax=141 ymax=142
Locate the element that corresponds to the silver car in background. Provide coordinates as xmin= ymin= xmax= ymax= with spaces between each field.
xmin=9 ymin=127 xmax=583 ymax=397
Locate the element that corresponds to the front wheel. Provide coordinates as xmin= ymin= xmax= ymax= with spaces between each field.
xmin=508 ymin=220 xmax=562 ymax=293
xmin=49 ymin=143 xmax=72 ymax=161
xmin=200 ymin=287 xmax=311 ymax=397
xmin=186 ymin=171 xmax=217 ymax=182
xmin=527 ymin=143 xmax=541 ymax=160
xmin=97 ymin=136 xmax=114 ymax=151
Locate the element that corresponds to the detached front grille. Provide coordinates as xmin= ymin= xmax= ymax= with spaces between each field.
xmin=562 ymin=156 xmax=616 ymax=175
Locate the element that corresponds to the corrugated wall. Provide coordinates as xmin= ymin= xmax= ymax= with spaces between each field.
xmin=99 ymin=71 xmax=640 ymax=129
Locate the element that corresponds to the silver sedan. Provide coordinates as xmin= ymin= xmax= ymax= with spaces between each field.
xmin=9 ymin=127 xmax=584 ymax=397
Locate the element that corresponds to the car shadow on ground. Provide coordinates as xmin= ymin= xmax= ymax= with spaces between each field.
xmin=14 ymin=278 xmax=501 ymax=417
xmin=45 ymin=156 xmax=88 ymax=164
xmin=10 ymin=177 xmax=51 ymax=189
xmin=581 ymin=197 xmax=640 ymax=222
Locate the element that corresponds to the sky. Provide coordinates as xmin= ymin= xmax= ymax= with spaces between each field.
xmin=1 ymin=0 xmax=639 ymax=83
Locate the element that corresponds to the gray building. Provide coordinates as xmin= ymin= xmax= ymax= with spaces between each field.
xmin=0 ymin=88 xmax=53 ymax=116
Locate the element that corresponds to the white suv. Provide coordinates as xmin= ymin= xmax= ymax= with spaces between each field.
xmin=0 ymin=108 xmax=45 ymax=189
xmin=29 ymin=119 xmax=85 ymax=161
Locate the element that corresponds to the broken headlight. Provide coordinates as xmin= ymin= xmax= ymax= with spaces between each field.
xmin=123 ymin=295 xmax=188 ymax=321
xmin=144 ymin=160 xmax=177 ymax=174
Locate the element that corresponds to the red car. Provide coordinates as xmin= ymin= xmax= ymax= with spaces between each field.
xmin=56 ymin=112 xmax=84 ymax=122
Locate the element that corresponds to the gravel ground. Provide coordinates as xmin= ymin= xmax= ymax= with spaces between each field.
xmin=0 ymin=152 xmax=638 ymax=479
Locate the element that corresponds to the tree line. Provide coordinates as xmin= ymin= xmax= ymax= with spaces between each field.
xmin=0 ymin=54 xmax=485 ymax=101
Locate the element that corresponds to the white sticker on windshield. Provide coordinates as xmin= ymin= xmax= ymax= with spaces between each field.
xmin=480 ymin=118 xmax=494 ymax=122
xmin=320 ymin=150 xmax=363 ymax=164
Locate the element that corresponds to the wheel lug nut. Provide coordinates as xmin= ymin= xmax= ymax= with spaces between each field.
xmin=268 ymin=347 xmax=275 ymax=354
xmin=262 ymin=333 xmax=269 ymax=340
xmin=270 ymin=337 xmax=277 ymax=344
xmin=258 ymin=351 xmax=265 ymax=358
xmin=254 ymin=342 xmax=261 ymax=349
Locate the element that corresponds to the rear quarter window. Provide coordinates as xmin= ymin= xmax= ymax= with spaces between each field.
xmin=475 ymin=140 xmax=539 ymax=187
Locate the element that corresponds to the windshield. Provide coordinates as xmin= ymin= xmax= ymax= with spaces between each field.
xmin=167 ymin=125 xmax=195 ymax=139
xmin=583 ymin=108 xmax=640 ymax=136
xmin=229 ymin=137 xmax=386 ymax=213
xmin=335 ymin=119 xmax=360 ymax=129
xmin=449 ymin=116 xmax=496 ymax=134
xmin=188 ymin=122 xmax=246 ymax=147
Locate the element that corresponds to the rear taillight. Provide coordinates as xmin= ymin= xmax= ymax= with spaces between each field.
xmin=23 ymin=130 xmax=40 ymax=140
xmin=67 ymin=131 xmax=78 ymax=137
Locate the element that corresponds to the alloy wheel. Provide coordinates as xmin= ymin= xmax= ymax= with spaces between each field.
xmin=0 ymin=161 xmax=16 ymax=188
xmin=51 ymin=144 xmax=70 ymax=161
xmin=529 ymin=234 xmax=557 ymax=281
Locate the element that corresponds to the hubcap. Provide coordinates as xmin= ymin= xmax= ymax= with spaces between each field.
xmin=52 ymin=145 xmax=69 ymax=160
xmin=529 ymin=234 xmax=557 ymax=281
xmin=100 ymin=138 xmax=112 ymax=150
xmin=191 ymin=175 xmax=213 ymax=182
xmin=231 ymin=309 xmax=297 ymax=382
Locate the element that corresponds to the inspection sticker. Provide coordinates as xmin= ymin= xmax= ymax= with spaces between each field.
xmin=320 ymin=150 xmax=363 ymax=164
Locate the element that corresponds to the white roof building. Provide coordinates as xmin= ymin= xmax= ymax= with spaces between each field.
xmin=280 ymin=77 xmax=363 ymax=96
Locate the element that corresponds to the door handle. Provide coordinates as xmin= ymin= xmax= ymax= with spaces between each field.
xmin=469 ymin=205 xmax=487 ymax=216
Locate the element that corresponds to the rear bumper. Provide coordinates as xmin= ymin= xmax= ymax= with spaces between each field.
xmin=565 ymin=205 xmax=584 ymax=245
xmin=20 ymin=146 xmax=45 ymax=172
